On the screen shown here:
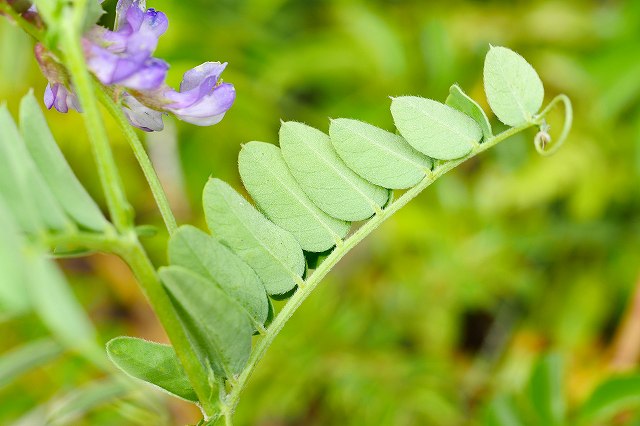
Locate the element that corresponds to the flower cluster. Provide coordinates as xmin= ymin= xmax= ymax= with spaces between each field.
xmin=35 ymin=0 xmax=235 ymax=131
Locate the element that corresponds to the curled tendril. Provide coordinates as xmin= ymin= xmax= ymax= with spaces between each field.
xmin=532 ymin=94 xmax=573 ymax=156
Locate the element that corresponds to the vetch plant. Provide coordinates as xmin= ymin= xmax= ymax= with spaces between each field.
xmin=0 ymin=0 xmax=582 ymax=424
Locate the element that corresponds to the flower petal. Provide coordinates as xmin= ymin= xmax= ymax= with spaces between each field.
xmin=44 ymin=83 xmax=56 ymax=110
xmin=142 ymin=9 xmax=168 ymax=38
xmin=122 ymin=93 xmax=164 ymax=131
xmin=169 ymin=83 xmax=236 ymax=126
xmin=164 ymin=62 xmax=227 ymax=109
xmin=117 ymin=57 xmax=169 ymax=90
xmin=44 ymin=83 xmax=81 ymax=113
xmin=115 ymin=0 xmax=145 ymax=31
xmin=87 ymin=44 xmax=168 ymax=90
xmin=180 ymin=62 xmax=227 ymax=92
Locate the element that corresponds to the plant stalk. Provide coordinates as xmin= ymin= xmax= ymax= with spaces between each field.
xmin=117 ymin=238 xmax=219 ymax=415
xmin=59 ymin=12 xmax=131 ymax=232
xmin=97 ymin=88 xmax=178 ymax=234
xmin=0 ymin=2 xmax=44 ymax=41
xmin=59 ymin=2 xmax=216 ymax=414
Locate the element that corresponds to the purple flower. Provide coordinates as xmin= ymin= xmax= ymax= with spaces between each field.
xmin=33 ymin=0 xmax=235 ymax=131
xmin=44 ymin=83 xmax=81 ymax=113
xmin=85 ymin=1 xmax=169 ymax=91
xmin=121 ymin=62 xmax=235 ymax=130
xmin=164 ymin=62 xmax=236 ymax=126
xmin=86 ymin=42 xmax=169 ymax=91
xmin=34 ymin=43 xmax=81 ymax=113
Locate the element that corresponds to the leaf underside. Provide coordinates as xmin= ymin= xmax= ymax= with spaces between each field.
xmin=239 ymin=141 xmax=350 ymax=252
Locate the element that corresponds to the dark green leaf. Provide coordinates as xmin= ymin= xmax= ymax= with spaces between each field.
xmin=579 ymin=373 xmax=640 ymax=424
xmin=106 ymin=336 xmax=198 ymax=403
xmin=160 ymin=266 xmax=253 ymax=378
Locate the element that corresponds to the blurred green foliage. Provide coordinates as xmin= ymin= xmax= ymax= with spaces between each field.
xmin=1 ymin=0 xmax=640 ymax=424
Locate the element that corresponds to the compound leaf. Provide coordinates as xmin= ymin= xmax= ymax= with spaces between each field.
xmin=106 ymin=336 xmax=198 ymax=403
xmin=168 ymin=225 xmax=269 ymax=327
xmin=483 ymin=45 xmax=544 ymax=126
xmin=203 ymin=178 xmax=305 ymax=296
xmin=279 ymin=121 xmax=389 ymax=221
xmin=19 ymin=92 xmax=108 ymax=232
xmin=239 ymin=141 xmax=350 ymax=252
xmin=446 ymin=84 xmax=493 ymax=140
xmin=330 ymin=118 xmax=432 ymax=189
xmin=391 ymin=96 xmax=481 ymax=160
xmin=160 ymin=266 xmax=253 ymax=378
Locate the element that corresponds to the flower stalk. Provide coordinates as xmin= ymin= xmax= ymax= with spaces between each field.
xmin=59 ymin=7 xmax=132 ymax=232
xmin=57 ymin=1 xmax=218 ymax=414
xmin=97 ymin=86 xmax=178 ymax=234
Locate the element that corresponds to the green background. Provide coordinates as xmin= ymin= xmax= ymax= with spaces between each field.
xmin=1 ymin=0 xmax=639 ymax=424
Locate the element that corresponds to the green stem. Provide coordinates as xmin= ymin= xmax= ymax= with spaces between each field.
xmin=43 ymin=228 xmax=218 ymax=415
xmin=225 ymin=413 xmax=234 ymax=426
xmin=117 ymin=238 xmax=218 ymax=416
xmin=97 ymin=88 xmax=178 ymax=234
xmin=0 ymin=2 xmax=44 ymax=41
xmin=42 ymin=231 xmax=121 ymax=253
xmin=534 ymin=94 xmax=573 ymax=156
xmin=58 ymin=2 xmax=214 ymax=414
xmin=224 ymin=118 xmax=541 ymax=413
xmin=59 ymin=11 xmax=131 ymax=232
